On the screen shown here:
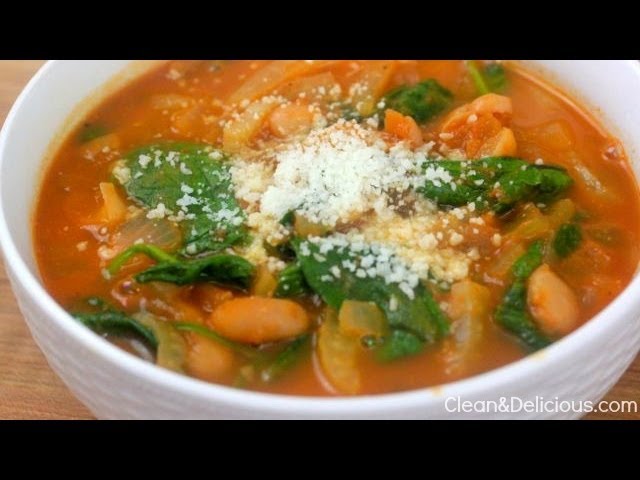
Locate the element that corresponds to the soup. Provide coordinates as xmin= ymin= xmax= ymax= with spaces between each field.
xmin=33 ymin=60 xmax=640 ymax=395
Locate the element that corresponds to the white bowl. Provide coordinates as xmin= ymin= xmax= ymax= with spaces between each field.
xmin=1 ymin=60 xmax=639 ymax=419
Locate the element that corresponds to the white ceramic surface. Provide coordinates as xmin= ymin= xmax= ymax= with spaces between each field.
xmin=1 ymin=60 xmax=639 ymax=419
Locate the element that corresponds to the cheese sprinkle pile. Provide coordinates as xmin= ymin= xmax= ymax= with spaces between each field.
xmin=230 ymin=119 xmax=478 ymax=283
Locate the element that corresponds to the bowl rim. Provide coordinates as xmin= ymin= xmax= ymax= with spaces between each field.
xmin=2 ymin=60 xmax=640 ymax=416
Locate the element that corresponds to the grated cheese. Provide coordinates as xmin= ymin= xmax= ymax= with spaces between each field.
xmin=260 ymin=121 xmax=431 ymax=227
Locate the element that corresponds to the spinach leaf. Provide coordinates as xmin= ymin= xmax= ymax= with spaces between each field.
xmin=383 ymin=79 xmax=453 ymax=124
xmin=553 ymin=223 xmax=582 ymax=258
xmin=418 ymin=157 xmax=573 ymax=213
xmin=134 ymin=313 xmax=187 ymax=373
xmin=78 ymin=123 xmax=108 ymax=143
xmin=120 ymin=143 xmax=247 ymax=256
xmin=73 ymin=301 xmax=190 ymax=372
xmin=466 ymin=61 xmax=490 ymax=95
xmin=512 ymin=240 xmax=544 ymax=280
xmin=495 ymin=282 xmax=551 ymax=350
xmin=74 ymin=309 xmax=158 ymax=348
xmin=292 ymin=237 xmax=449 ymax=344
xmin=483 ymin=63 xmax=507 ymax=93
xmin=279 ymin=210 xmax=295 ymax=227
xmin=260 ymin=334 xmax=310 ymax=382
xmin=495 ymin=240 xmax=551 ymax=350
xmin=275 ymin=262 xmax=310 ymax=298
xmin=466 ymin=61 xmax=507 ymax=95
xmin=109 ymin=243 xmax=255 ymax=290
xmin=376 ymin=330 xmax=424 ymax=362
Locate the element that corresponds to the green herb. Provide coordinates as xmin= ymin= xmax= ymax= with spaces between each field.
xmin=260 ymin=334 xmax=310 ymax=382
xmin=107 ymin=244 xmax=175 ymax=274
xmin=73 ymin=307 xmax=158 ymax=349
xmin=466 ymin=61 xmax=507 ymax=95
xmin=78 ymin=123 xmax=108 ymax=143
xmin=173 ymin=322 xmax=261 ymax=358
xmin=383 ymin=79 xmax=453 ymax=124
xmin=264 ymin=241 xmax=296 ymax=262
xmin=280 ymin=210 xmax=295 ymax=227
xmin=512 ymin=240 xmax=545 ymax=279
xmin=483 ymin=63 xmax=507 ymax=92
xmin=274 ymin=262 xmax=310 ymax=298
xmin=466 ymin=61 xmax=490 ymax=95
xmin=495 ymin=241 xmax=551 ymax=350
xmin=73 ymin=301 xmax=190 ymax=372
xmin=375 ymin=329 xmax=424 ymax=362
xmin=292 ymin=238 xmax=449 ymax=348
xmin=418 ymin=157 xmax=573 ymax=213
xmin=553 ymin=223 xmax=582 ymax=258
xmin=134 ymin=313 xmax=187 ymax=373
xmin=121 ymin=143 xmax=247 ymax=256
xmin=108 ymin=243 xmax=255 ymax=290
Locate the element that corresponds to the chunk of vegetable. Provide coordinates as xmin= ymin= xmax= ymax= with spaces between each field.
xmin=475 ymin=127 xmax=517 ymax=157
xmin=338 ymin=300 xmax=388 ymax=339
xmin=228 ymin=60 xmax=341 ymax=104
xmin=487 ymin=241 xmax=527 ymax=280
xmin=260 ymin=334 xmax=310 ymax=382
xmin=108 ymin=243 xmax=255 ymax=290
xmin=208 ymin=297 xmax=310 ymax=344
xmin=445 ymin=280 xmax=491 ymax=374
xmin=274 ymin=262 xmax=310 ymax=298
xmin=418 ymin=157 xmax=573 ymax=213
xmin=384 ymin=109 xmax=423 ymax=148
xmin=512 ymin=240 xmax=545 ymax=279
xmin=383 ymin=79 xmax=453 ymax=124
xmin=251 ymin=264 xmax=278 ymax=297
xmin=99 ymin=182 xmax=127 ymax=224
xmin=292 ymin=237 xmax=449 ymax=345
xmin=78 ymin=123 xmax=108 ymax=143
xmin=375 ymin=330 xmax=424 ymax=362
xmin=112 ymin=214 xmax=182 ymax=255
xmin=441 ymin=93 xmax=512 ymax=132
xmin=74 ymin=309 xmax=158 ymax=348
xmin=223 ymin=100 xmax=278 ymax=153
xmin=268 ymin=103 xmax=315 ymax=138
xmin=120 ymin=143 xmax=247 ymax=255
xmin=527 ymin=264 xmax=580 ymax=336
xmin=534 ymin=121 xmax=574 ymax=151
xmin=505 ymin=203 xmax=551 ymax=243
xmin=553 ymin=223 xmax=582 ymax=258
xmin=349 ymin=60 xmax=397 ymax=116
xmin=317 ymin=308 xmax=361 ymax=395
xmin=135 ymin=313 xmax=187 ymax=373
xmin=466 ymin=61 xmax=507 ymax=95
xmin=483 ymin=63 xmax=507 ymax=93
xmin=546 ymin=198 xmax=576 ymax=229
xmin=564 ymin=151 xmax=618 ymax=204
xmin=495 ymin=241 xmax=552 ymax=350
xmin=466 ymin=60 xmax=490 ymax=95
xmin=279 ymin=72 xmax=340 ymax=101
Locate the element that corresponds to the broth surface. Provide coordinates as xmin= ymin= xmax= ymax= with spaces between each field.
xmin=34 ymin=61 xmax=640 ymax=395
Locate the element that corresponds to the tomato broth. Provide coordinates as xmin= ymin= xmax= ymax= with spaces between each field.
xmin=34 ymin=61 xmax=640 ymax=395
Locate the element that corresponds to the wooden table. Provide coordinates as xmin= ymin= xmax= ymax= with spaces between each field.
xmin=0 ymin=61 xmax=638 ymax=420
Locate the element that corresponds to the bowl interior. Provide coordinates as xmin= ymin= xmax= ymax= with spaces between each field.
xmin=2 ymin=60 xmax=640 ymax=409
